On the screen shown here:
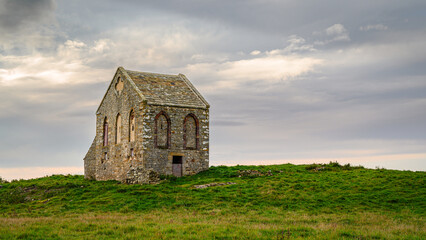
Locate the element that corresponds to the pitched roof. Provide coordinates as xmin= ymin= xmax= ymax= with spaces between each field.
xmin=121 ymin=67 xmax=209 ymax=109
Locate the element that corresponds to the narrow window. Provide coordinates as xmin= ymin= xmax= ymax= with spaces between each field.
xmin=129 ymin=110 xmax=135 ymax=142
xmin=116 ymin=114 xmax=122 ymax=144
xmin=183 ymin=114 xmax=199 ymax=150
xmin=103 ymin=117 xmax=108 ymax=146
xmin=154 ymin=111 xmax=170 ymax=149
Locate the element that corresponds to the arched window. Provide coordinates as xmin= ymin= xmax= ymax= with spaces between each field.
xmin=103 ymin=117 xmax=108 ymax=146
xmin=116 ymin=114 xmax=122 ymax=144
xmin=183 ymin=114 xmax=199 ymax=150
xmin=129 ymin=110 xmax=135 ymax=142
xmin=155 ymin=111 xmax=170 ymax=149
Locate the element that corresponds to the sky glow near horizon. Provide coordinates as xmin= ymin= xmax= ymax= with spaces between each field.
xmin=0 ymin=0 xmax=425 ymax=180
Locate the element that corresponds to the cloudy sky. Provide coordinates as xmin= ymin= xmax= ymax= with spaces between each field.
xmin=0 ymin=0 xmax=425 ymax=180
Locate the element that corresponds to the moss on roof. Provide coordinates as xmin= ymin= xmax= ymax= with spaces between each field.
xmin=124 ymin=69 xmax=208 ymax=109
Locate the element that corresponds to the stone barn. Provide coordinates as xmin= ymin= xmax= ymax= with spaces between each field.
xmin=84 ymin=67 xmax=209 ymax=183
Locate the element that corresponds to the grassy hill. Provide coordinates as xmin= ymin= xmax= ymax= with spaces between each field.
xmin=0 ymin=163 xmax=424 ymax=239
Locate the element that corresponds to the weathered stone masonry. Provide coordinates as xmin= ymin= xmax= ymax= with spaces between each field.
xmin=84 ymin=67 xmax=209 ymax=183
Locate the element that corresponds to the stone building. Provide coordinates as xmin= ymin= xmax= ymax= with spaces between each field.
xmin=84 ymin=67 xmax=209 ymax=183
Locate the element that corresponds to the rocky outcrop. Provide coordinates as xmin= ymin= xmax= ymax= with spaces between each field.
xmin=193 ymin=182 xmax=236 ymax=189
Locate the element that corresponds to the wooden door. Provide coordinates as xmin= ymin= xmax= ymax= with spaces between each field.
xmin=172 ymin=156 xmax=182 ymax=177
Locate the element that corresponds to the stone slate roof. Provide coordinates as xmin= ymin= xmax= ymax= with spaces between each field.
xmin=121 ymin=67 xmax=209 ymax=109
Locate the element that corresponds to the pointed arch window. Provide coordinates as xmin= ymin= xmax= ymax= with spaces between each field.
xmin=103 ymin=117 xmax=108 ymax=146
xmin=129 ymin=110 xmax=136 ymax=142
xmin=116 ymin=114 xmax=122 ymax=144
xmin=155 ymin=111 xmax=171 ymax=149
xmin=183 ymin=114 xmax=199 ymax=150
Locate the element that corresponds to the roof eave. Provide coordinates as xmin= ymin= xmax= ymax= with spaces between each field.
xmin=147 ymin=102 xmax=209 ymax=109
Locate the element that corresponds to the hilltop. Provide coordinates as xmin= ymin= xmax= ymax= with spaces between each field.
xmin=0 ymin=163 xmax=424 ymax=239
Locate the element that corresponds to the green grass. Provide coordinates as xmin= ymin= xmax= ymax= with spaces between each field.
xmin=0 ymin=162 xmax=424 ymax=239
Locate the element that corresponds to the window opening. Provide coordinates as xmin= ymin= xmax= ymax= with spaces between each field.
xmin=116 ymin=114 xmax=122 ymax=144
xmin=154 ymin=111 xmax=170 ymax=149
xmin=183 ymin=114 xmax=199 ymax=150
xmin=103 ymin=117 xmax=108 ymax=146
xmin=129 ymin=110 xmax=135 ymax=142
xmin=172 ymin=156 xmax=182 ymax=164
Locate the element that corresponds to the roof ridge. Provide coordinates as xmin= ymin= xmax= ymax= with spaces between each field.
xmin=124 ymin=69 xmax=179 ymax=77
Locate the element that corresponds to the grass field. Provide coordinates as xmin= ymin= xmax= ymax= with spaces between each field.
xmin=0 ymin=163 xmax=424 ymax=239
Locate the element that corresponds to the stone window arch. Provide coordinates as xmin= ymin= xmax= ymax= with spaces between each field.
xmin=183 ymin=113 xmax=199 ymax=150
xmin=129 ymin=110 xmax=136 ymax=142
xmin=116 ymin=114 xmax=122 ymax=144
xmin=155 ymin=111 xmax=171 ymax=149
xmin=103 ymin=117 xmax=108 ymax=146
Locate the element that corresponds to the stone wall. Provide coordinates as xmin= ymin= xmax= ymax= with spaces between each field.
xmin=87 ymin=71 xmax=145 ymax=181
xmin=125 ymin=167 xmax=160 ymax=184
xmin=141 ymin=105 xmax=209 ymax=176
xmin=83 ymin=138 xmax=96 ymax=179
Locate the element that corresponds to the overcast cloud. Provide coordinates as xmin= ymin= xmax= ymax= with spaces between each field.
xmin=0 ymin=0 xmax=425 ymax=180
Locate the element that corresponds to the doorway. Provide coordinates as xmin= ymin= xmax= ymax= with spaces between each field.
xmin=172 ymin=156 xmax=183 ymax=177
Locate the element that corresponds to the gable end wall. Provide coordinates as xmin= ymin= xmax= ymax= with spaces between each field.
xmin=93 ymin=71 xmax=145 ymax=181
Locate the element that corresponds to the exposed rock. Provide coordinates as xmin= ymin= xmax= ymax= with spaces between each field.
xmin=237 ymin=169 xmax=274 ymax=177
xmin=312 ymin=167 xmax=326 ymax=172
xmin=193 ymin=182 xmax=236 ymax=189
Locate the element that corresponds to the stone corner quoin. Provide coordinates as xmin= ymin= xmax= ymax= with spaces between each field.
xmin=83 ymin=67 xmax=209 ymax=184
